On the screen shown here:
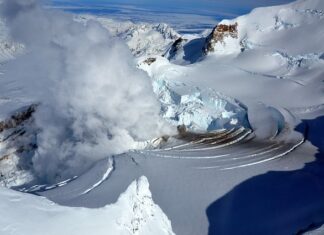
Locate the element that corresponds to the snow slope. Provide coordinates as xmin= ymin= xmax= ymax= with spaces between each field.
xmin=137 ymin=0 xmax=324 ymax=115
xmin=202 ymin=0 xmax=324 ymax=56
xmin=0 ymin=176 xmax=175 ymax=235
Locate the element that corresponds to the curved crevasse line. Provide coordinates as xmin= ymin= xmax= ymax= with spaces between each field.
xmin=194 ymin=138 xmax=305 ymax=170
xmin=159 ymin=128 xmax=237 ymax=151
xmin=144 ymin=142 xmax=281 ymax=160
xmin=140 ymin=151 xmax=230 ymax=160
xmin=20 ymin=176 xmax=78 ymax=193
xmin=182 ymin=129 xmax=252 ymax=151
xmin=81 ymin=157 xmax=114 ymax=195
xmin=142 ymin=104 xmax=306 ymax=171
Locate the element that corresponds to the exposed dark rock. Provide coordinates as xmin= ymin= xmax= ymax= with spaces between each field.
xmin=203 ymin=23 xmax=239 ymax=54
xmin=320 ymin=53 xmax=324 ymax=60
xmin=164 ymin=37 xmax=188 ymax=60
xmin=0 ymin=104 xmax=36 ymax=133
xmin=0 ymin=155 xmax=9 ymax=162
xmin=143 ymin=57 xmax=157 ymax=66
xmin=177 ymin=124 xmax=187 ymax=137
xmin=0 ymin=105 xmax=38 ymax=187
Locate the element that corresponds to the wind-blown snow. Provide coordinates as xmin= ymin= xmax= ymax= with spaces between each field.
xmin=0 ymin=176 xmax=175 ymax=235
xmin=0 ymin=0 xmax=173 ymax=182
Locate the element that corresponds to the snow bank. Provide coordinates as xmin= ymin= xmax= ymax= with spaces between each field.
xmin=0 ymin=0 xmax=173 ymax=182
xmin=0 ymin=176 xmax=175 ymax=235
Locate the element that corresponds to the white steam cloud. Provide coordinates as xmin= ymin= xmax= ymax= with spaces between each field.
xmin=1 ymin=0 xmax=173 ymax=182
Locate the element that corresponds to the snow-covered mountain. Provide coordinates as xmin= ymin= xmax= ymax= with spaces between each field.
xmin=204 ymin=0 xmax=324 ymax=55
xmin=77 ymin=15 xmax=180 ymax=58
xmin=0 ymin=0 xmax=324 ymax=234
xmin=150 ymin=0 xmax=324 ymax=67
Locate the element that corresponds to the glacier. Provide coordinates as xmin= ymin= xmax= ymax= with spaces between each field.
xmin=152 ymin=78 xmax=250 ymax=132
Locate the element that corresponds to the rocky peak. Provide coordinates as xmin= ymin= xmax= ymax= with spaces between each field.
xmin=203 ymin=22 xmax=239 ymax=54
xmin=153 ymin=23 xmax=180 ymax=40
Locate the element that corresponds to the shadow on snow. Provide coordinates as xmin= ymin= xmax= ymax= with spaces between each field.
xmin=206 ymin=116 xmax=324 ymax=235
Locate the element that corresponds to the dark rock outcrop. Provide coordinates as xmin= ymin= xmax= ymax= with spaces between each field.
xmin=203 ymin=23 xmax=239 ymax=54
xmin=0 ymin=105 xmax=36 ymax=133
xmin=0 ymin=104 xmax=38 ymax=187
xmin=164 ymin=37 xmax=188 ymax=60
xmin=143 ymin=57 xmax=157 ymax=66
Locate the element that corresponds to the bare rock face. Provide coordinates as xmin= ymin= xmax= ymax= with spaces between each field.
xmin=164 ymin=37 xmax=188 ymax=60
xmin=143 ymin=57 xmax=157 ymax=66
xmin=203 ymin=23 xmax=239 ymax=54
xmin=0 ymin=105 xmax=37 ymax=187
xmin=0 ymin=105 xmax=36 ymax=133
